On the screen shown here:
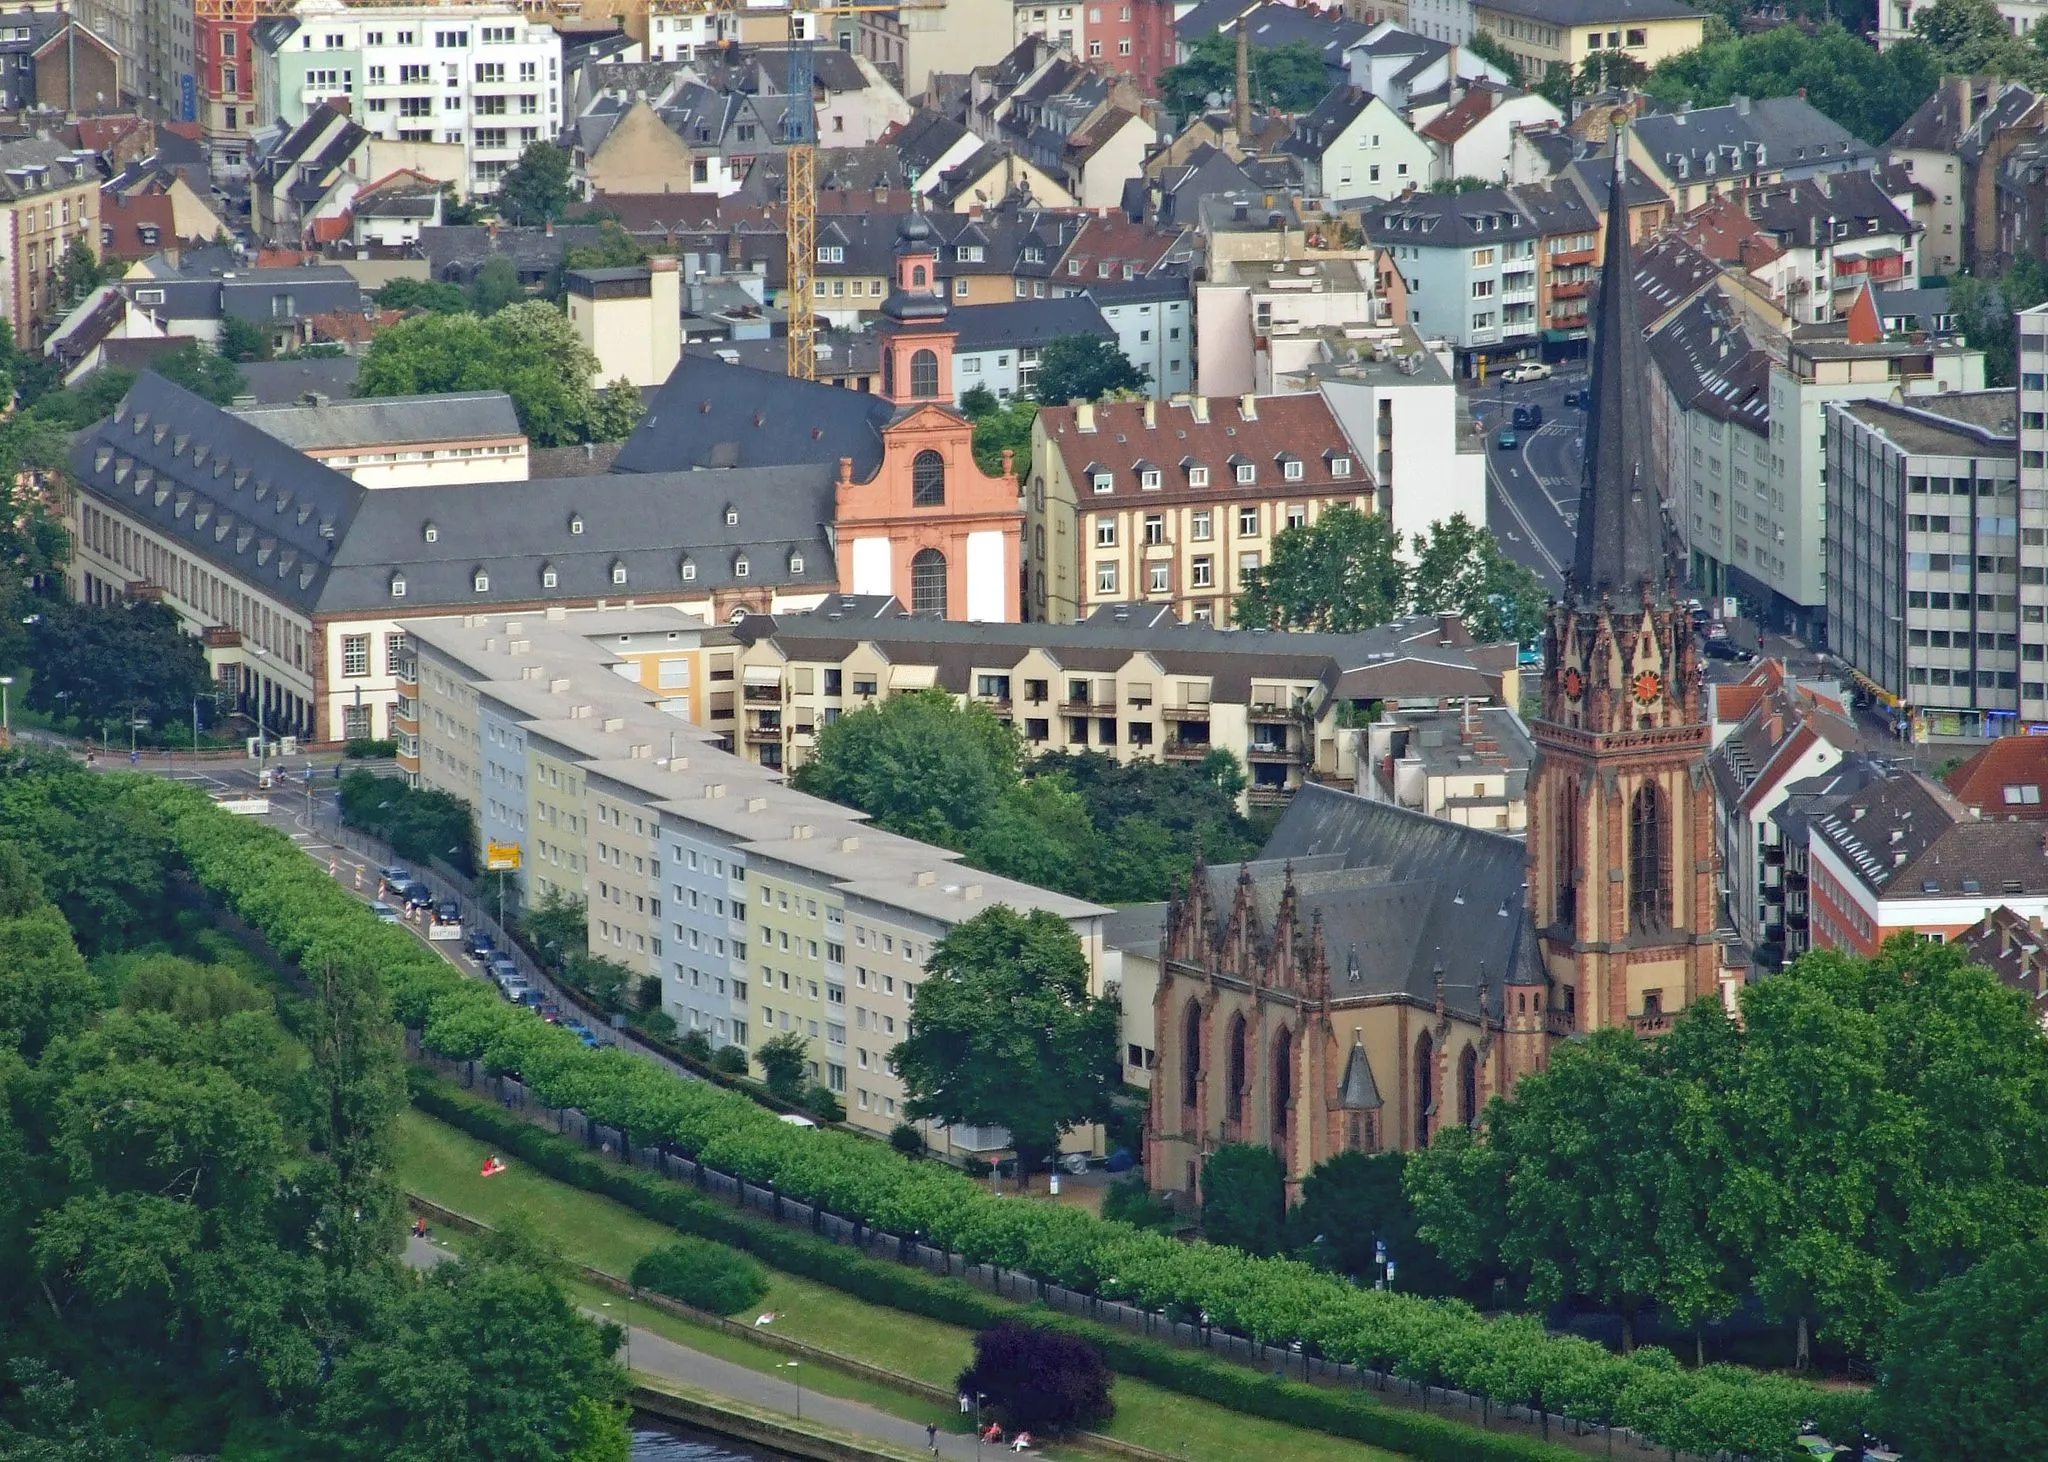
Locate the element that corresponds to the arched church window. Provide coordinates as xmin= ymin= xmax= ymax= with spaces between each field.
xmin=910 ymin=547 xmax=947 ymax=616
xmin=912 ymin=450 xmax=945 ymax=506
xmin=910 ymin=348 xmax=939 ymax=399
xmin=1629 ymin=781 xmax=1672 ymax=934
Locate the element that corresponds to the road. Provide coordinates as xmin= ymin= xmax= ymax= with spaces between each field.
xmin=406 ymin=1234 xmax=979 ymax=1459
xmin=1469 ymin=364 xmax=1589 ymax=594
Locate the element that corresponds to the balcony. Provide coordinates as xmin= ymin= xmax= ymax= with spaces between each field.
xmin=1248 ymin=703 xmax=1293 ymax=723
xmin=1060 ymin=696 xmax=1107 ymax=715
xmin=742 ymin=684 xmax=781 ymax=704
xmin=1164 ymin=740 xmax=1213 ymax=760
xmin=1161 ymin=703 xmax=1212 ymax=720
xmin=1247 ymin=740 xmax=1292 ymax=762
xmin=940 ymin=1122 xmax=1012 ymax=1153
xmin=1550 ymin=247 xmax=1596 ymax=267
xmin=1248 ymin=782 xmax=1293 ymax=806
xmin=1631 ymin=1011 xmax=1676 ymax=1038
xmin=1550 ymin=279 xmax=1590 ymax=300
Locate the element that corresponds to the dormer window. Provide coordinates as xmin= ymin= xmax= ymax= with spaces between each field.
xmin=542 ymin=565 xmax=558 ymax=589
xmin=1282 ymin=459 xmax=1303 ymax=482
xmin=423 ymin=522 xmax=439 ymax=542
xmin=569 ymin=513 xmax=584 ymax=534
xmin=1092 ymin=470 xmax=1113 ymax=493
xmin=1331 ymin=455 xmax=1352 ymax=477
xmin=610 ymin=562 xmax=628 ymax=585
xmin=1188 ymin=465 xmax=1209 ymax=488
xmin=680 ymin=556 xmax=697 ymax=581
xmin=473 ymin=570 xmax=490 ymax=592
xmin=1236 ymin=463 xmax=1256 ymax=485
xmin=734 ymin=554 xmax=750 ymax=578
xmin=391 ymin=574 xmax=407 ymax=598
xmin=725 ymin=505 xmax=739 ymax=525
xmin=1140 ymin=468 xmax=1161 ymax=490
xmin=817 ymin=244 xmax=844 ymax=262
xmin=789 ymin=551 xmax=805 ymax=574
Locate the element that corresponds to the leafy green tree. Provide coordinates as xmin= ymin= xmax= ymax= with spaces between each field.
xmin=21 ymin=597 xmax=212 ymax=734
xmin=337 ymin=770 xmax=474 ymax=873
xmin=376 ymin=277 xmax=471 ymax=314
xmin=1950 ymin=255 xmax=2048 ymax=385
xmin=754 ymin=1029 xmax=811 ymax=1101
xmin=1290 ymin=1150 xmax=1461 ymax=1294
xmin=301 ymin=958 xmax=408 ymax=1271
xmin=151 ymin=342 xmax=247 ymax=405
xmin=792 ymin=687 xmax=1021 ymax=846
xmin=1465 ymin=29 xmax=1522 ymax=87
xmin=1033 ymin=334 xmax=1147 ymax=405
xmin=521 ymin=888 xmax=587 ymax=969
xmin=217 ymin=315 xmax=273 ymax=363
xmin=1875 ymin=1240 xmax=2048 ymax=1462
xmin=891 ymin=907 xmax=1121 ymax=1186
xmin=1159 ymin=32 xmax=1331 ymax=122
xmin=317 ymin=1255 xmax=629 ymax=1462
xmin=356 ymin=302 xmax=610 ymax=447
xmin=54 ymin=237 xmax=104 ymax=312
xmin=0 ymin=903 xmax=98 ymax=1060
xmin=962 ymin=391 xmax=1036 ymax=478
xmin=563 ymin=220 xmax=648 ymax=272
xmin=277 ymin=342 xmax=349 ymax=360
xmin=587 ymin=377 xmax=646 ymax=442
xmin=1200 ymin=1143 xmax=1287 ymax=1256
xmin=1411 ymin=512 xmax=1551 ymax=645
xmin=629 ymin=1237 xmax=768 ymax=1315
xmin=24 ymin=368 xmax=135 ymax=429
xmin=1235 ymin=504 xmax=1408 ymax=632
xmin=494 ymin=143 xmax=573 ymax=226
xmin=1647 ymin=23 xmax=1943 ymax=144
xmin=468 ymin=256 xmax=524 ymax=316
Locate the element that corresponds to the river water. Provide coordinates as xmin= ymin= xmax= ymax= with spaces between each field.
xmin=631 ymin=1419 xmax=795 ymax=1461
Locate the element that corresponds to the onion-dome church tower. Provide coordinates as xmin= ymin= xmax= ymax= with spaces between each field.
xmin=1522 ymin=132 xmax=1720 ymax=1059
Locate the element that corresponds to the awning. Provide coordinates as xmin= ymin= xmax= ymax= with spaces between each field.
xmin=1843 ymin=664 xmax=1901 ymax=709
xmin=742 ymin=666 xmax=783 ymax=685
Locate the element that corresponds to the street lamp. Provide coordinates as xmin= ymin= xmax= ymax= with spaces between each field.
xmin=129 ymin=716 xmax=148 ymax=762
xmin=778 ymin=1361 xmax=801 ymax=1421
xmin=248 ymin=647 xmax=270 ymax=782
xmin=0 ymin=675 xmax=12 ymax=736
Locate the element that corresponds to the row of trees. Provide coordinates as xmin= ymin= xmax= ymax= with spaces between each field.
xmin=1237 ymin=505 xmax=1550 ymax=645
xmin=0 ymin=755 xmax=631 ymax=1460
xmin=792 ymin=691 xmax=1261 ymax=905
xmin=1405 ymin=938 xmax=2048 ymax=1377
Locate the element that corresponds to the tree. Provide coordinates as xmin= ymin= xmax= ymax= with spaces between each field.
xmin=1465 ymin=29 xmax=1522 ymax=87
xmin=151 ymin=343 xmax=246 ymax=405
xmin=562 ymin=220 xmax=647 ymax=273
xmin=791 ymin=688 xmax=1020 ymax=847
xmin=1411 ymin=512 xmax=1551 ymax=645
xmin=54 ymin=238 xmax=104 ymax=312
xmin=494 ymin=143 xmax=573 ymax=226
xmin=375 ymin=277 xmax=470 ymax=315
xmin=317 ymin=1255 xmax=629 ymax=1462
xmin=1646 ymin=23 xmax=1943 ymax=145
xmin=629 ymin=1237 xmax=767 ymax=1315
xmin=1033 ymin=334 xmax=1147 ymax=405
xmin=521 ymin=889 xmax=588 ymax=970
xmin=337 ymin=770 xmax=474 ymax=873
xmin=587 ymin=377 xmax=645 ymax=443
xmin=1234 ymin=504 xmax=1408 ymax=632
xmin=754 ymin=1030 xmax=811 ymax=1102
xmin=468 ymin=256 xmax=524 ymax=317
xmin=22 ymin=597 xmax=213 ymax=733
xmin=1290 ymin=1150 xmax=1461 ymax=1295
xmin=300 ymin=958 xmax=407 ymax=1272
xmin=890 ymin=907 xmax=1121 ymax=1186
xmin=1158 ymin=32 xmax=1331 ymax=122
xmin=216 ymin=315 xmax=273 ymax=364
xmin=355 ymin=302 xmax=610 ymax=447
xmin=961 ymin=391 xmax=1036 ymax=478
xmin=1875 ymin=1240 xmax=2048 ymax=1462
xmin=957 ymin=1322 xmax=1114 ymax=1436
xmin=1200 ymin=1143 xmax=1287 ymax=1257
xmin=1951 ymin=255 xmax=2048 ymax=386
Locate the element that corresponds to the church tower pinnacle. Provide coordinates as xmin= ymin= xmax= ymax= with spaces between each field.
xmin=1523 ymin=119 xmax=1720 ymax=1047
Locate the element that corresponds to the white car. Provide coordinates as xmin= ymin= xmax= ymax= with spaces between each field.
xmin=1500 ymin=362 xmax=1552 ymax=383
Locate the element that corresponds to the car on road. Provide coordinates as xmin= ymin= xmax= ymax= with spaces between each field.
xmin=1517 ymin=644 xmax=1543 ymax=670
xmin=435 ymin=898 xmax=461 ymax=925
xmin=1512 ymin=403 xmax=1543 ymax=430
xmin=1562 ymin=388 xmax=1587 ymax=408
xmin=1501 ymin=362 xmax=1552 ymax=383
xmin=1703 ymin=637 xmax=1756 ymax=662
xmin=402 ymin=881 xmax=434 ymax=911
xmin=464 ymin=930 xmax=495 ymax=960
xmin=377 ymin=866 xmax=412 ymax=894
xmin=1495 ymin=428 xmax=1519 ymax=450
xmin=369 ymin=901 xmax=400 ymax=924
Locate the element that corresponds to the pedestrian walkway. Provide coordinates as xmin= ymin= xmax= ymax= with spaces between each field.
xmin=405 ymin=1236 xmax=979 ymax=1460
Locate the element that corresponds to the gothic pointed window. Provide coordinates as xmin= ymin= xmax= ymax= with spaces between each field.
xmin=1180 ymin=999 xmax=1202 ymax=1108
xmin=1413 ymin=1030 xmax=1434 ymax=1148
xmin=1458 ymin=1045 xmax=1479 ymax=1129
xmin=910 ymin=348 xmax=939 ymax=399
xmin=1555 ymin=775 xmax=1580 ymax=929
xmin=1630 ymin=781 xmax=1672 ymax=934
xmin=912 ymin=449 xmax=945 ymax=506
xmin=1225 ymin=1013 xmax=1248 ymax=1123
xmin=1270 ymin=1027 xmax=1293 ymax=1145
xmin=910 ymin=547 xmax=946 ymax=615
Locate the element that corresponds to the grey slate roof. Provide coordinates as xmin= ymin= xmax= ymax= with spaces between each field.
xmin=951 ymin=298 xmax=1113 ymax=352
xmin=612 ymin=354 xmax=896 ymax=477
xmin=1631 ymin=94 xmax=1871 ymax=176
xmin=1280 ymin=86 xmax=1377 ymax=161
xmin=229 ymin=391 xmax=523 ymax=451
xmin=1233 ymin=783 xmax=1538 ymax=1021
xmin=1358 ymin=187 xmax=1540 ymax=247
xmin=72 ymin=372 xmax=839 ymax=618
xmin=235 ymin=356 xmax=363 ymax=404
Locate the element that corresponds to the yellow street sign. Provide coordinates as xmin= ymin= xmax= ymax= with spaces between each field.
xmin=485 ymin=842 xmax=523 ymax=871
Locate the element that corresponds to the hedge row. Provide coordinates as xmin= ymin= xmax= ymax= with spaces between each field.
xmin=411 ymin=1074 xmax=1582 ymax=1462
xmin=133 ymin=778 xmax=1861 ymax=1462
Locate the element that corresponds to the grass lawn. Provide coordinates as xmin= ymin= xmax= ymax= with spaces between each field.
xmin=395 ymin=1108 xmax=1410 ymax=1462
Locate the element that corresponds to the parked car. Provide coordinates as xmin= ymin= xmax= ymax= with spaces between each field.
xmin=369 ymin=901 xmax=400 ymax=924
xmin=1495 ymin=428 xmax=1519 ymax=450
xmin=1501 ymin=362 xmax=1552 ymax=383
xmin=1703 ymin=638 xmax=1756 ymax=662
xmin=1512 ymin=403 xmax=1543 ymax=430
xmin=514 ymin=988 xmax=545 ymax=1009
xmin=537 ymin=1001 xmax=563 ymax=1023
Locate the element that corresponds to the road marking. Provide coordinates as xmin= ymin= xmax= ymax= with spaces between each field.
xmin=1489 ymin=461 xmax=1564 ymax=579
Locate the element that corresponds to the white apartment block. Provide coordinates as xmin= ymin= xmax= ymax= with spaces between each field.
xmin=400 ymin=605 xmax=1114 ymax=1155
xmin=256 ymin=0 xmax=562 ymax=195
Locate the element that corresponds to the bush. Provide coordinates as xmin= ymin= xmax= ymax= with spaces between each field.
xmin=677 ymin=1030 xmax=713 ymax=1063
xmin=129 ymin=776 xmax=1854 ymax=1462
xmin=1101 ymin=1177 xmax=1175 ymax=1232
xmin=630 ymin=1237 xmax=769 ymax=1316
xmin=710 ymin=1045 xmax=748 ymax=1076
xmin=803 ymin=1084 xmax=845 ymax=1123
xmin=1202 ymin=1143 xmax=1287 ymax=1256
xmin=344 ymin=737 xmax=399 ymax=759
xmin=959 ymin=1322 xmax=1113 ymax=1436
xmin=889 ymin=1122 xmax=924 ymax=1158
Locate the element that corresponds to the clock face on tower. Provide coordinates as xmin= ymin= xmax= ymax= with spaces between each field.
xmin=1561 ymin=667 xmax=1585 ymax=701
xmin=1632 ymin=670 xmax=1664 ymax=705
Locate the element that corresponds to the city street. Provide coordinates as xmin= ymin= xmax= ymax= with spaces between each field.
xmin=1467 ymin=363 xmax=1589 ymax=594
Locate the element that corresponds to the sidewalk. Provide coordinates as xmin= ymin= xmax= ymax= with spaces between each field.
xmin=406 ymin=1236 xmax=981 ymax=1460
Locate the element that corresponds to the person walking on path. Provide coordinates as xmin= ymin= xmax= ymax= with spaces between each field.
xmin=926 ymin=1421 xmax=939 ymax=1454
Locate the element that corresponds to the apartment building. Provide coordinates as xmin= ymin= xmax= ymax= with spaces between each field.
xmin=1359 ymin=185 xmax=1540 ymax=369
xmin=0 ymin=138 xmax=103 ymax=344
xmin=727 ymin=595 xmax=1518 ymax=805
xmin=75 ymin=0 xmax=195 ymax=125
xmin=254 ymin=0 xmax=563 ymax=195
xmin=1826 ymin=392 xmax=2027 ymax=740
xmin=399 ymin=605 xmax=1112 ymax=1153
xmin=1470 ymin=0 xmax=1704 ymax=92
xmin=1028 ymin=393 xmax=1374 ymax=625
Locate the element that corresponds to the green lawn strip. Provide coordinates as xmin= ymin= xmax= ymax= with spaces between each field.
xmin=398 ymin=1108 xmax=1406 ymax=1462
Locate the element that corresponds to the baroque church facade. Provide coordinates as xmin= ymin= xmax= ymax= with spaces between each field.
xmin=1145 ymin=138 xmax=1723 ymax=1198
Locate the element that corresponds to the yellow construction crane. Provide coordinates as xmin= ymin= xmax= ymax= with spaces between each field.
xmin=783 ymin=2 xmax=897 ymax=379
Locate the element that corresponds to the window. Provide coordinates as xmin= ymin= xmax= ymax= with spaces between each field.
xmin=1283 ymin=459 xmax=1303 ymax=481
xmin=343 ymin=704 xmax=372 ymax=740
xmin=386 ymin=633 xmax=408 ymax=675
xmin=1188 ymin=466 xmax=1209 ymax=487
xmin=341 ymin=634 xmax=370 ymax=678
xmin=1143 ymin=514 xmax=1165 ymax=545
xmin=1625 ymin=27 xmax=1647 ymax=45
xmin=472 ymin=570 xmax=489 ymax=593
xmin=1191 ymin=556 xmax=1214 ymax=588
xmin=1140 ymin=468 xmax=1161 ymax=490
xmin=391 ymin=575 xmax=407 ymax=598
xmin=1092 ymin=471 xmax=1113 ymax=493
xmin=1149 ymin=562 xmax=1171 ymax=593
xmin=1331 ymin=456 xmax=1352 ymax=477
xmin=911 ymin=547 xmax=947 ymax=615
xmin=1095 ymin=518 xmax=1117 ymax=547
xmin=1629 ymin=782 xmax=1670 ymax=934
xmin=909 ymin=348 xmax=938 ymax=398
xmin=1235 ymin=463 xmax=1255 ymax=485
xmin=1191 ymin=509 xmax=1212 ymax=540
xmin=1096 ymin=562 xmax=1118 ymax=595
xmin=1238 ymin=506 xmax=1259 ymax=535
xmin=912 ymin=449 xmax=945 ymax=506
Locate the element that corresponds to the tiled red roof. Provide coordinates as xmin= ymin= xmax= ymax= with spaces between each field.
xmin=1038 ymin=394 xmax=1360 ymax=504
xmin=311 ymin=216 xmax=351 ymax=244
xmin=1946 ymin=737 xmax=2048 ymax=820
xmin=1420 ymin=88 xmax=1498 ymax=146
xmin=98 ymin=190 xmax=177 ymax=260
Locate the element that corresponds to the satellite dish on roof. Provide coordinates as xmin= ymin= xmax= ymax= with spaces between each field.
xmin=1206 ymin=91 xmax=1225 ymax=109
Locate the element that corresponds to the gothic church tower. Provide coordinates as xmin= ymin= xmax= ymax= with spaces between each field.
xmin=1524 ymin=133 xmax=1720 ymax=1050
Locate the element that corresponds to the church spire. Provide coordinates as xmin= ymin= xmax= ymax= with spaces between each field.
xmin=1570 ymin=125 xmax=1666 ymax=604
